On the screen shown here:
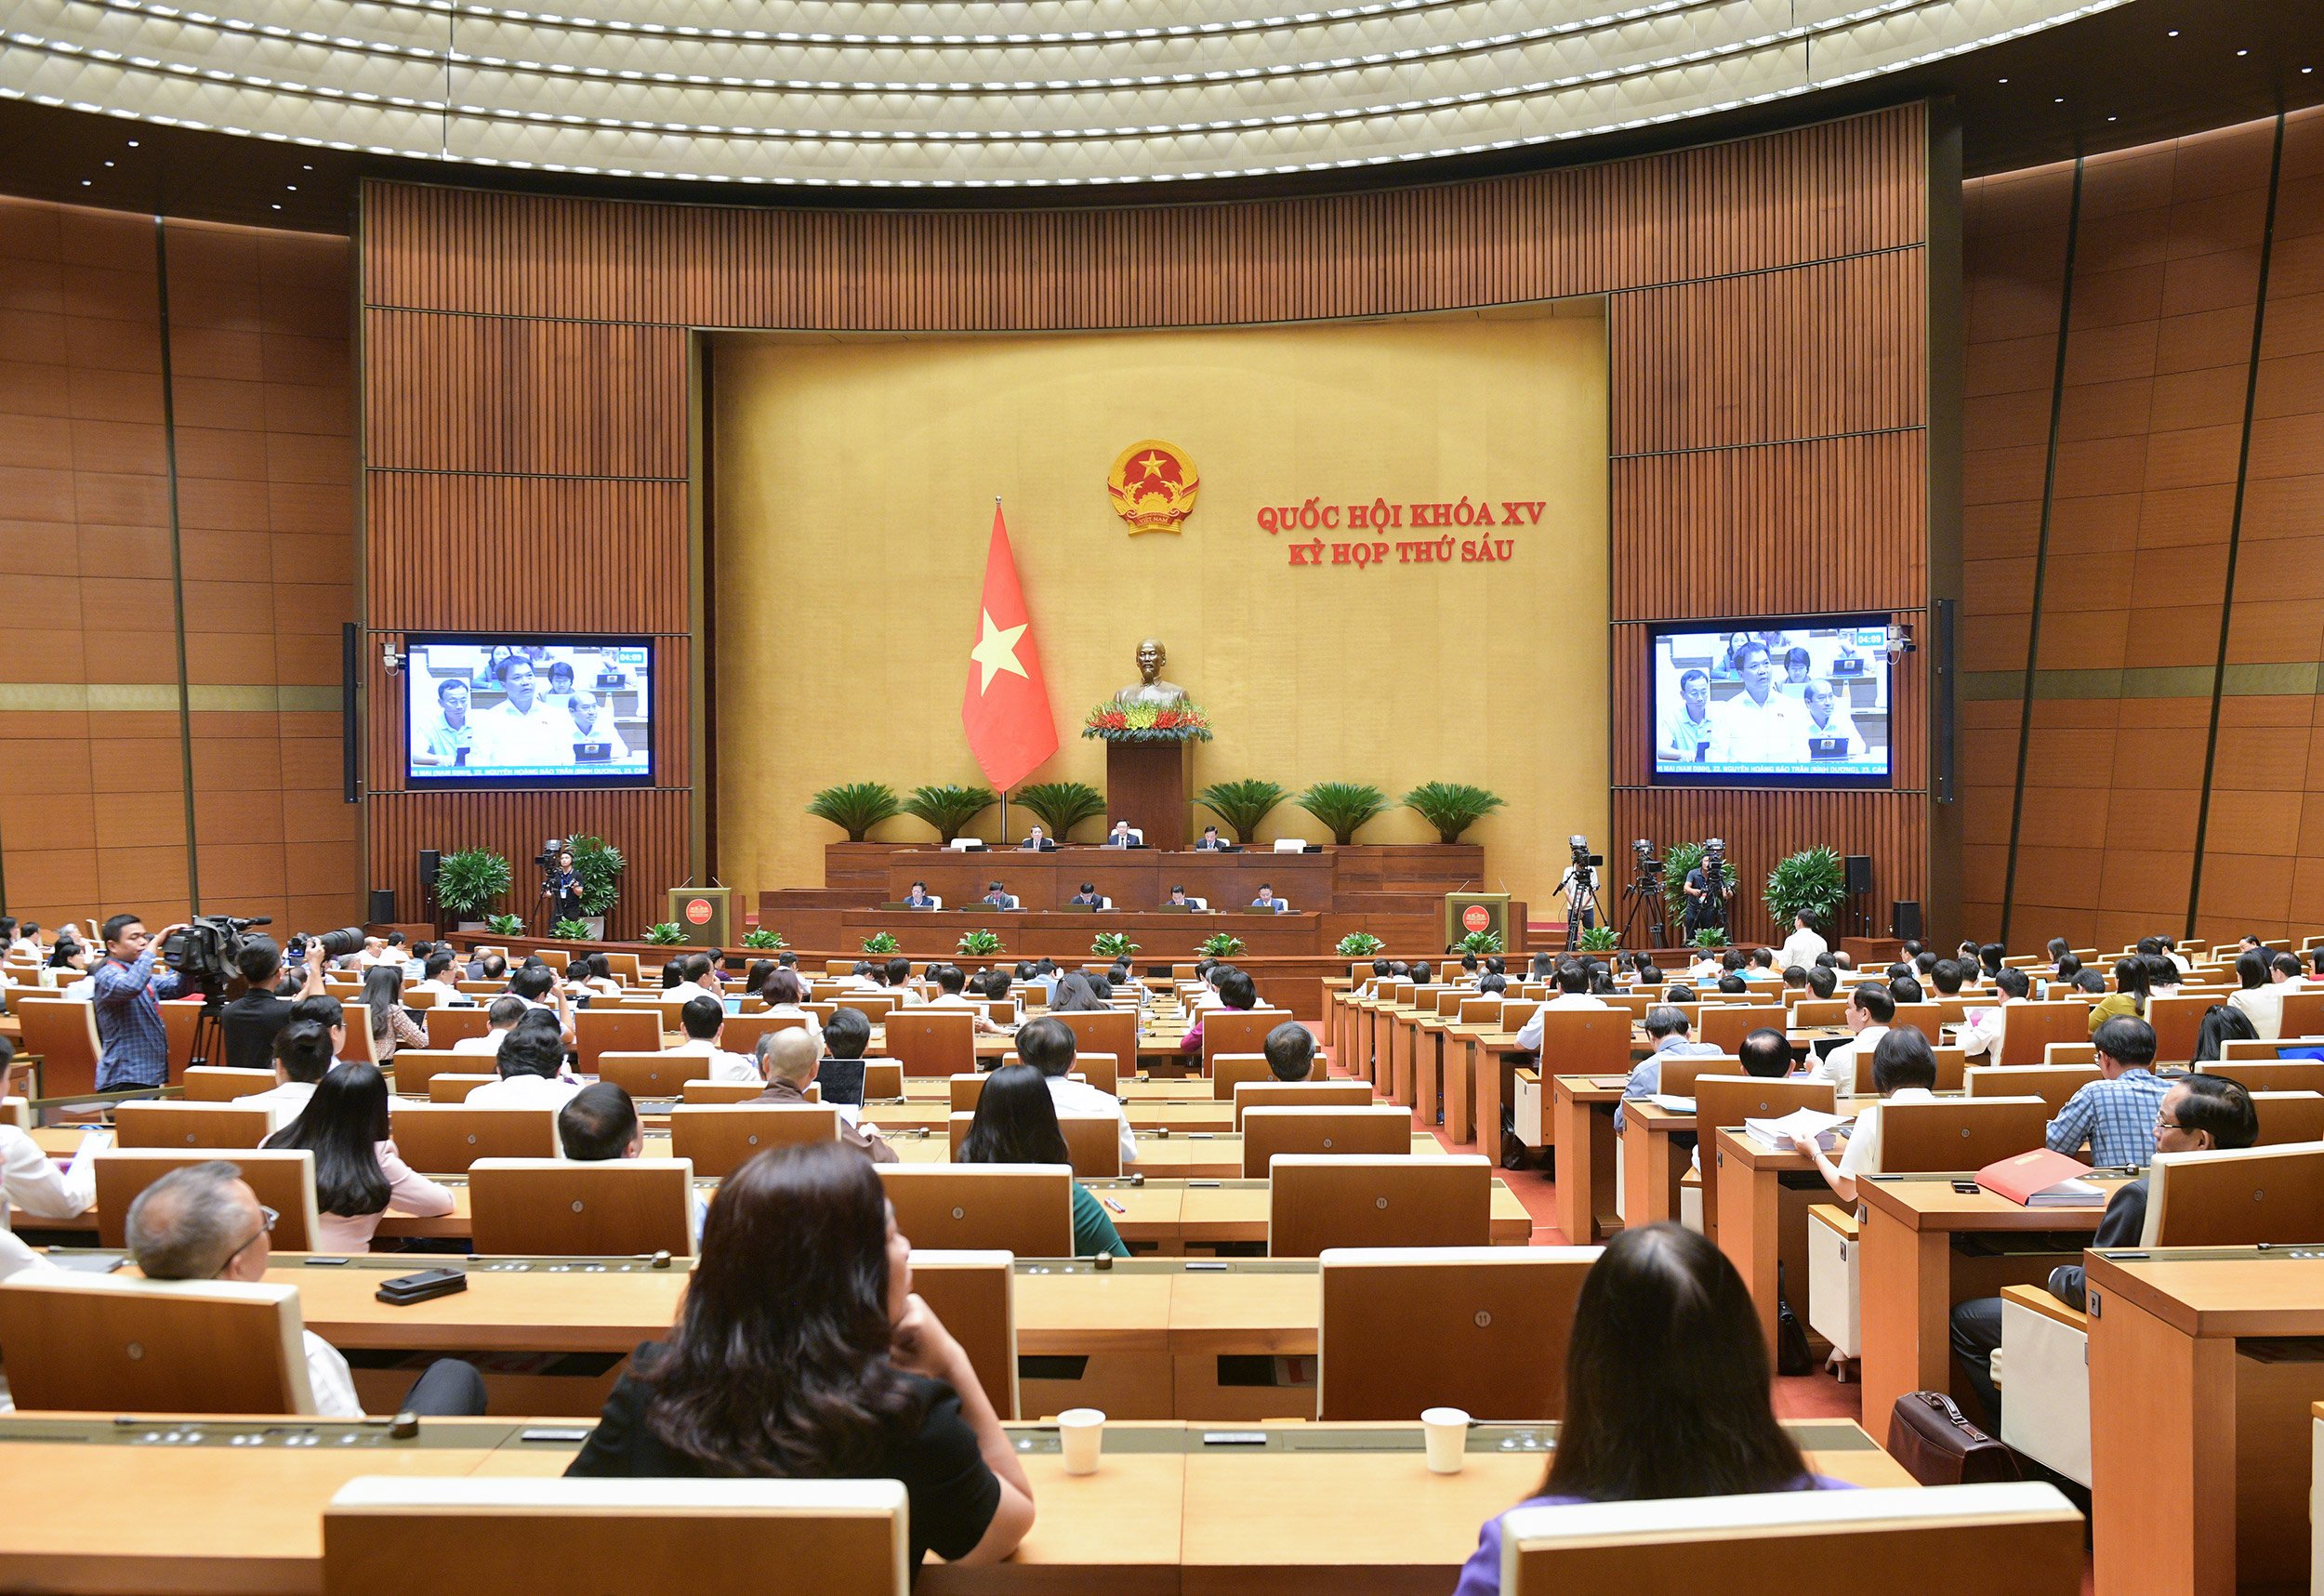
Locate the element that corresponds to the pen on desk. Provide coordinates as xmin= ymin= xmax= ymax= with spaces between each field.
xmin=1101 ymin=1195 xmax=1129 ymax=1214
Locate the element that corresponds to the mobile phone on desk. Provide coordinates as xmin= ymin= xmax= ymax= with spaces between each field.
xmin=376 ymin=1268 xmax=469 ymax=1306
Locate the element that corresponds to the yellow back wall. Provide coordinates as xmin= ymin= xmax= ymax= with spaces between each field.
xmin=712 ymin=307 xmax=1608 ymax=911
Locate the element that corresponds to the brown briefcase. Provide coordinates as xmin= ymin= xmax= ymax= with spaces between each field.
xmin=1885 ymin=1392 xmax=2022 ymax=1485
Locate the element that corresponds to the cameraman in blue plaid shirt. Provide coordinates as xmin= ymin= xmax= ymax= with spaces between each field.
xmin=91 ymin=913 xmax=191 ymax=1090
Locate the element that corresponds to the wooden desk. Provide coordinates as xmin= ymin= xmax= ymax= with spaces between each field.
xmin=1618 ymin=1099 xmax=1696 ymax=1229
xmin=1446 ymin=1030 xmax=1528 ymax=1161
xmin=2083 ymin=1249 xmax=2324 ymax=1596
xmin=842 ymin=910 xmax=1327 ymax=961
xmin=1855 ymin=1173 xmax=2126 ymax=1426
xmin=879 ymin=850 xmax=1335 ymax=914
xmin=1709 ymin=1127 xmax=1827 ymax=1352
xmin=0 ymin=1416 xmax=1905 ymax=1596
xmin=1551 ymin=1075 xmax=1629 ymax=1245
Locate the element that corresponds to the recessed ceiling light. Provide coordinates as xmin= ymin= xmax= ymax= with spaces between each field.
xmin=103 ymin=159 xmax=112 ymax=166
xmin=301 ymin=164 xmax=312 ymax=170
xmin=2237 ymin=48 xmax=2248 ymax=57
xmin=1997 ymin=76 xmax=2008 ymax=84
xmin=286 ymin=184 xmax=297 ymax=191
xmin=271 ymin=203 xmax=282 ymax=210
xmin=2107 ymin=115 xmax=2119 ymax=122
xmin=2167 ymin=29 xmax=2179 ymax=36
xmin=80 ymin=178 xmax=90 ymax=186
xmin=126 ymin=138 xmax=137 ymax=146
xmin=2054 ymin=97 xmax=2065 ymax=103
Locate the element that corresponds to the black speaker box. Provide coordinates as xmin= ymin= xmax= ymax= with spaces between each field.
xmin=1844 ymin=854 xmax=1874 ymax=894
xmin=418 ymin=849 xmax=442 ymax=891
xmin=368 ymin=889 xmax=397 ymax=926
xmin=1891 ymin=900 xmax=1923 ymax=943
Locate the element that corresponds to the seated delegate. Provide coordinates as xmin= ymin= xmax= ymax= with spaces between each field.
xmin=1452 ymin=1223 xmax=1848 ymax=1594
xmin=957 ymin=1063 xmax=1128 ymax=1257
xmin=566 ymin=1142 xmax=1035 ymax=1575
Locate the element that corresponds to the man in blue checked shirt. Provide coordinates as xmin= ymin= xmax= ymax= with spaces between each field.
xmin=92 ymin=913 xmax=191 ymax=1090
xmin=2045 ymin=1015 xmax=2173 ymax=1169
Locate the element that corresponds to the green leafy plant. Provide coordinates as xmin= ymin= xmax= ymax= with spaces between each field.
xmin=1456 ymin=929 xmax=1506 ymax=956
xmin=741 ymin=927 xmax=787 ymax=950
xmin=1693 ymin=927 xmax=1730 ymax=950
xmin=565 ymin=834 xmax=625 ymax=917
xmin=957 ymin=929 xmax=1005 ymax=956
xmin=904 ymin=783 xmax=997 ymax=843
xmin=484 ymin=913 xmax=526 ymax=937
xmin=1763 ymin=846 xmax=1847 ymax=934
xmin=1660 ymin=841 xmax=1737 ymax=920
xmin=549 ymin=917 xmax=592 ymax=940
xmin=644 ymin=922 xmax=688 ymax=945
xmin=806 ymin=782 xmax=904 ymax=842
xmin=1092 ymin=931 xmax=1141 ymax=958
xmin=1337 ymin=930 xmax=1385 ymax=957
xmin=861 ymin=931 xmax=900 ymax=955
xmin=1401 ymin=782 xmax=1506 ymax=845
xmin=1014 ymin=781 xmax=1106 ymax=840
xmin=1198 ymin=931 xmax=1247 ymax=958
xmin=1577 ymin=925 xmax=1620 ymax=954
xmin=434 ymin=849 xmax=511 ymax=919
xmin=1295 ymin=782 xmax=1390 ymax=846
xmin=1198 ymin=779 xmax=1290 ymax=844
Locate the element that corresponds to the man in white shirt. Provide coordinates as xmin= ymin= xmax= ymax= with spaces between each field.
xmin=1250 ymin=884 xmax=1288 ymax=913
xmin=412 ymin=949 xmax=472 ymax=1007
xmin=453 ymin=996 xmax=528 ymax=1056
xmin=558 ymin=1083 xmax=708 ymax=1243
xmin=1017 ymin=1015 xmax=1137 ymax=1166
xmin=565 ymin=690 xmax=630 ymax=762
xmin=1958 ymin=966 xmax=2029 ymax=1061
xmin=231 ymin=1020 xmax=335 ymax=1131
xmin=474 ymin=657 xmax=573 ymax=768
xmin=2227 ymin=950 xmax=2305 ymax=1041
xmin=1657 ymin=667 xmax=1717 ymax=765
xmin=505 ymin=963 xmax=577 ymax=1050
xmin=464 ymin=1023 xmax=585 ymax=1111
xmin=666 ymin=994 xmax=761 ymax=1084
xmin=1513 ymin=963 xmax=1607 ymax=1053
xmin=1806 ymin=983 xmax=1894 ymax=1098
xmin=2 ymin=1110 xmax=99 ymax=1233
xmin=1800 ymin=679 xmax=1868 ymax=760
xmin=1709 ymin=641 xmax=1804 ymax=763
xmin=1777 ymin=913 xmax=1828 ymax=972
xmin=1794 ymin=1032 xmax=1940 ymax=1205
xmin=928 ymin=964 xmax=1002 ymax=1035
xmin=124 ymin=1162 xmax=486 ymax=1418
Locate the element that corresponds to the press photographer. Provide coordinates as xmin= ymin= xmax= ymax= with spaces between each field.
xmin=218 ymin=934 xmax=329 ymax=1073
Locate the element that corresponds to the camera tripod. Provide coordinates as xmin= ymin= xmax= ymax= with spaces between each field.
xmin=1559 ymin=864 xmax=1603 ymax=950
xmin=1617 ymin=869 xmax=1665 ymax=950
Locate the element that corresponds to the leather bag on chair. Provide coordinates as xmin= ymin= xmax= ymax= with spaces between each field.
xmin=1886 ymin=1391 xmax=2023 ymax=1485
xmin=1773 ymin=1261 xmax=1812 ymax=1377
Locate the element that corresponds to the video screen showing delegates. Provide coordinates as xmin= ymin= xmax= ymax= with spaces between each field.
xmin=404 ymin=637 xmax=654 ymax=787
xmin=1648 ymin=619 xmax=1892 ymax=788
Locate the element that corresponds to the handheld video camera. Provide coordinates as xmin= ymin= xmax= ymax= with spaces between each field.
xmin=535 ymin=837 xmax=569 ymax=870
xmin=1567 ymin=835 xmax=1604 ymax=869
xmin=161 ymin=915 xmax=269 ymax=996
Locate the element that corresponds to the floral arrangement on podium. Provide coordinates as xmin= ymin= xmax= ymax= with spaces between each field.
xmin=1081 ymin=700 xmax=1213 ymax=743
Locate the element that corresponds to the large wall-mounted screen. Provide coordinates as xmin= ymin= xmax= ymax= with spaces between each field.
xmin=1648 ymin=618 xmax=1892 ymax=788
xmin=403 ymin=637 xmax=654 ymax=787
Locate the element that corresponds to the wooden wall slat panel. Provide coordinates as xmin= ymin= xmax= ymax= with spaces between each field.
xmin=361 ymin=102 xmax=1935 ymax=943
xmin=366 ymin=788 xmax=691 ymax=942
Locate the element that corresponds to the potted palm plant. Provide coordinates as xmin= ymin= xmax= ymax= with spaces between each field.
xmin=905 ymin=784 xmax=997 ymax=844
xmin=1197 ymin=779 xmax=1289 ymax=844
xmin=805 ymin=782 xmax=904 ymax=842
xmin=1014 ymin=781 xmax=1106 ymax=842
xmin=1295 ymin=782 xmax=1389 ymax=846
xmin=1401 ymin=782 xmax=1505 ymax=844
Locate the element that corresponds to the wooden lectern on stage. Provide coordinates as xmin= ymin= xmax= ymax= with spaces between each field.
xmin=1105 ymin=741 xmax=1192 ymax=851
xmin=666 ymin=886 xmax=732 ymax=947
xmin=1445 ymin=891 xmax=1512 ymax=950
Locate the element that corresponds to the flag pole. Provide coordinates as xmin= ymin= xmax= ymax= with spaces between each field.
xmin=995 ymin=495 xmax=1009 ymax=848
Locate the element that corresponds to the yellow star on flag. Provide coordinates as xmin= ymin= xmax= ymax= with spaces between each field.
xmin=970 ymin=609 xmax=1030 ymax=693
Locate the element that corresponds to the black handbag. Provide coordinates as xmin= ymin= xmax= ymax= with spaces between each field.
xmin=1773 ymin=1261 xmax=1812 ymax=1376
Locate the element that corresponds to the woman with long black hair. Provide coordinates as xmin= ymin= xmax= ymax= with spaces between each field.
xmin=262 ymin=1061 xmax=453 ymax=1252
xmin=1451 ymin=1224 xmax=1848 ymax=1594
xmin=957 ymin=1064 xmax=1129 ymax=1258
xmin=567 ymin=1142 xmax=1035 ymax=1576
xmin=357 ymin=964 xmax=428 ymax=1061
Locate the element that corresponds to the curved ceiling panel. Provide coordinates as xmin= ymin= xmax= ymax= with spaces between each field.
xmin=0 ymin=0 xmax=2127 ymax=186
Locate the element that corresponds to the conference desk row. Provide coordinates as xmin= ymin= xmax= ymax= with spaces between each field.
xmin=873 ymin=849 xmax=1336 ymax=914
xmin=0 ymin=1415 xmax=1908 ymax=1596
xmin=836 ymin=910 xmax=1327 ymax=960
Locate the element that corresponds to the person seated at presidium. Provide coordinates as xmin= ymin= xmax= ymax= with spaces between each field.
xmin=981 ymin=881 xmax=1017 ymax=910
xmin=903 ymin=880 xmax=935 ymax=909
xmin=1195 ymin=825 xmax=1228 ymax=851
xmin=1165 ymin=884 xmax=1192 ymax=910
xmin=1018 ymin=824 xmax=1055 ymax=851
xmin=1948 ymin=1074 xmax=2257 ymax=1429
xmin=125 ymin=1161 xmax=486 ymax=1419
xmin=958 ymin=1063 xmax=1128 ymax=1257
xmin=1067 ymin=882 xmax=1104 ymax=907
xmin=565 ymin=1143 xmax=1037 ymax=1576
xmin=1013 ymin=1016 xmax=1138 ymax=1166
xmin=1104 ymin=821 xmax=1138 ymax=848
xmin=1452 ymin=1223 xmax=1850 ymax=1595
xmin=1249 ymin=883 xmax=1287 ymax=913
xmin=262 ymin=1060 xmax=455 ymax=1251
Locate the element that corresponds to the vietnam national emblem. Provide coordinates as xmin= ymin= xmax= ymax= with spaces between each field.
xmin=1106 ymin=440 xmax=1199 ymax=535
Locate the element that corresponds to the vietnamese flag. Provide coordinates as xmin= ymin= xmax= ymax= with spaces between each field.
xmin=961 ymin=503 xmax=1058 ymax=791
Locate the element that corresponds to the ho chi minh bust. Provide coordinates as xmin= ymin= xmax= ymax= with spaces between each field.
xmin=1114 ymin=639 xmax=1189 ymax=709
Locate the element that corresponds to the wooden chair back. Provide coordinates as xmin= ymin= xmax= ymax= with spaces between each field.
xmin=1317 ymin=1246 xmax=1598 ymax=1420
xmin=1932 ymin=1046 xmax=1968 ymax=1092
xmin=423 ymin=1007 xmax=492 ymax=1047
xmin=1211 ymin=1054 xmax=1270 ymax=1100
xmin=17 ymin=998 xmax=101 ymax=1097
xmin=1789 ymin=999 xmax=1849 ymax=1027
xmin=428 ymin=1074 xmax=497 ymax=1102
xmin=597 ymin=1051 xmax=702 ymax=1099
xmin=1457 ymin=997 xmax=1502 ymax=1027
xmin=1532 ymin=1009 xmax=1632 ymax=1075
xmin=389 ymin=1104 xmax=560 ymax=1173
xmin=682 ymin=1079 xmax=765 ymax=1104
xmin=1965 ymin=1064 xmax=2100 ymax=1115
xmin=2197 ymin=1059 xmax=2324 ymax=1094
xmin=1241 ymin=1105 xmax=1413 ymax=1176
xmin=1696 ymin=1075 xmax=1837 ymax=1239
xmin=884 ymin=1010 xmax=976 ymax=1076
xmin=667 ymin=1104 xmax=838 ymax=1177
xmin=1997 ymin=1001 xmax=2094 ymax=1068
xmin=2144 ymin=1143 xmax=2324 ymax=1246
xmin=1201 ymin=1009 xmax=1293 ymax=1071
xmin=0 ymin=1275 xmax=316 ymax=1415
xmin=948 ymin=1073 xmax=992 ymax=1113
xmin=337 ymin=1004 xmax=380 ymax=1066
xmin=1267 ymin=1154 xmax=1492 ymax=1257
xmin=321 ymin=1477 xmax=910 ymax=1596
xmin=390 ymin=1049 xmax=486 ymax=1097
xmin=718 ymin=1013 xmax=804 ymax=1056
xmin=112 ymin=1101 xmax=274 ymax=1151
xmin=599 ymin=952 xmax=641 ymax=984
xmin=829 ymin=993 xmax=898 ymax=1024
xmin=1231 ymin=1080 xmax=1373 ymax=1129
xmin=2274 ymin=990 xmax=2324 ymax=1038
xmin=905 ymin=1251 xmax=1017 ymax=1421
xmin=93 ymin=1147 xmax=319 ymax=1250
xmin=182 ymin=1065 xmax=276 ymax=1102
xmin=575 ymin=1008 xmax=662 ymax=1076
xmin=2249 ymin=1089 xmax=2324 ymax=1146
xmin=1878 ymin=1097 xmax=2051 ymax=1173
xmin=2041 ymin=1042 xmax=2097 ymax=1065
xmin=1069 ymin=1052 xmax=1123 ymax=1097
xmin=1654 ymin=1054 xmax=1742 ymax=1101
xmin=1500 ymin=1483 xmax=2082 ymax=1594
xmin=859 ymin=1061 xmax=904 ymax=1100
xmin=532 ymin=948 xmax=571 ymax=973
xmin=469 ymin=1158 xmax=697 ymax=1257
xmin=2146 ymin=994 xmax=2216 ymax=1065
xmin=1697 ymin=1004 xmax=1776 ymax=1053
xmin=944 ymin=1110 xmax=1121 ymax=1179
xmin=878 ymin=1165 xmax=1073 ymax=1258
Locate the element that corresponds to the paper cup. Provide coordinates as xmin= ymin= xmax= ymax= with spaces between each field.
xmin=1058 ymin=1407 xmax=1105 ymax=1475
xmin=1421 ymin=1406 xmax=1471 ymax=1474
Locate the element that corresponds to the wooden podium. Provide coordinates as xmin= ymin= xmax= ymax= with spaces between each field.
xmin=1445 ymin=891 xmax=1512 ymax=949
xmin=666 ymin=886 xmax=732 ymax=947
xmin=1104 ymin=741 xmax=1192 ymax=851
